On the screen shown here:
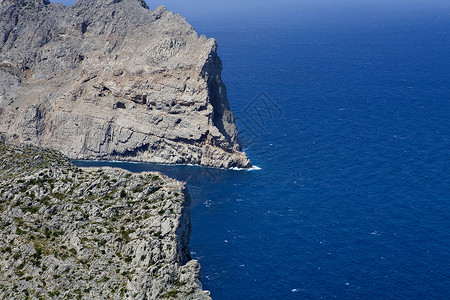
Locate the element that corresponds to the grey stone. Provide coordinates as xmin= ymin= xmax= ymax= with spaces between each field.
xmin=0 ymin=143 xmax=211 ymax=299
xmin=0 ymin=0 xmax=251 ymax=169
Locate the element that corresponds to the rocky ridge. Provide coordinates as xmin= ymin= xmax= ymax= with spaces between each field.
xmin=0 ymin=0 xmax=251 ymax=169
xmin=0 ymin=139 xmax=211 ymax=299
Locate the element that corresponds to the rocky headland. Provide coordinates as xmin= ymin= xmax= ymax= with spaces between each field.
xmin=0 ymin=0 xmax=251 ymax=169
xmin=0 ymin=139 xmax=211 ymax=299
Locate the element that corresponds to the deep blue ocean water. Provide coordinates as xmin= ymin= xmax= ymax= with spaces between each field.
xmin=75 ymin=4 xmax=450 ymax=299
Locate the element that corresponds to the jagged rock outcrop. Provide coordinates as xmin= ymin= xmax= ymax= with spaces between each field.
xmin=0 ymin=0 xmax=251 ymax=169
xmin=0 ymin=141 xmax=211 ymax=299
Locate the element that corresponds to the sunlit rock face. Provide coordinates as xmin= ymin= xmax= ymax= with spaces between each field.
xmin=0 ymin=0 xmax=251 ymax=169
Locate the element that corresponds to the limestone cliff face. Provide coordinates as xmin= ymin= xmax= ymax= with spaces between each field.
xmin=0 ymin=142 xmax=211 ymax=299
xmin=0 ymin=0 xmax=251 ymax=169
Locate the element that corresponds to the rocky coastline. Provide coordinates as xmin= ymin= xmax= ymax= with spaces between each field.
xmin=0 ymin=1 xmax=250 ymax=298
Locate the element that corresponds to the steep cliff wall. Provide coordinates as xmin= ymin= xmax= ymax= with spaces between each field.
xmin=0 ymin=0 xmax=251 ymax=169
xmin=0 ymin=141 xmax=211 ymax=299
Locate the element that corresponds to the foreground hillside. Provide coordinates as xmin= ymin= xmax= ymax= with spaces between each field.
xmin=0 ymin=140 xmax=211 ymax=299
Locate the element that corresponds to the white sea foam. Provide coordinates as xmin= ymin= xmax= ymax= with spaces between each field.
xmin=74 ymin=159 xmax=262 ymax=171
xmin=230 ymin=165 xmax=262 ymax=171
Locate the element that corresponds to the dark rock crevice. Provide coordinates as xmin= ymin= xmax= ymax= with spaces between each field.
xmin=201 ymin=44 xmax=242 ymax=152
xmin=111 ymin=142 xmax=150 ymax=158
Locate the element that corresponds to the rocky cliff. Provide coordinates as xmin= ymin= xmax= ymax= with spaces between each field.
xmin=0 ymin=140 xmax=211 ymax=299
xmin=0 ymin=0 xmax=251 ymax=169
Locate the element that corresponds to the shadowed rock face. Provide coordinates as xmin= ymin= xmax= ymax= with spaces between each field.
xmin=0 ymin=0 xmax=252 ymax=169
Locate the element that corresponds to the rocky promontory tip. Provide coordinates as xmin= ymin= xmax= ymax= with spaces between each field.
xmin=0 ymin=141 xmax=211 ymax=299
xmin=0 ymin=0 xmax=251 ymax=169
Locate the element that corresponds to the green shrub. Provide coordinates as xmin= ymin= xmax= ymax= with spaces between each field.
xmin=173 ymin=280 xmax=186 ymax=287
xmin=22 ymin=206 xmax=39 ymax=214
xmin=150 ymin=186 xmax=162 ymax=194
xmin=16 ymin=228 xmax=26 ymax=235
xmin=1 ymin=246 xmax=12 ymax=253
xmin=161 ymin=290 xmax=179 ymax=298
xmin=32 ymin=245 xmax=43 ymax=260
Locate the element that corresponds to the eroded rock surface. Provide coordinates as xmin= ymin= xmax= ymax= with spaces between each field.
xmin=0 ymin=141 xmax=211 ymax=299
xmin=0 ymin=0 xmax=251 ymax=169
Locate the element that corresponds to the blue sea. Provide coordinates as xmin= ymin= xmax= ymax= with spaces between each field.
xmin=75 ymin=2 xmax=450 ymax=299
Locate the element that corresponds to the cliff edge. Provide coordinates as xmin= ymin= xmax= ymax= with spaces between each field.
xmin=0 ymin=140 xmax=211 ymax=299
xmin=0 ymin=0 xmax=251 ymax=169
